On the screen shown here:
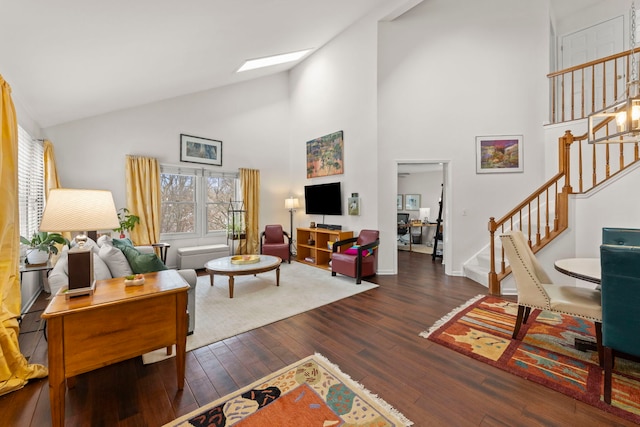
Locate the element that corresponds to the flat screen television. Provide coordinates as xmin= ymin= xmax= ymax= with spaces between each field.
xmin=304 ymin=182 xmax=342 ymax=215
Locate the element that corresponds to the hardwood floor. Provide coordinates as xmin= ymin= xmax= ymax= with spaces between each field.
xmin=2 ymin=251 xmax=635 ymax=426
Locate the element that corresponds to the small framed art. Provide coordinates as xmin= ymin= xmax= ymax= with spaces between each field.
xmin=180 ymin=134 xmax=222 ymax=166
xmin=397 ymin=194 xmax=403 ymax=210
xmin=476 ymin=135 xmax=523 ymax=173
xmin=405 ymin=194 xmax=421 ymax=210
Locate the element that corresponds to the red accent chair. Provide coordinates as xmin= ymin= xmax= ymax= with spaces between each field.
xmin=260 ymin=224 xmax=291 ymax=263
xmin=331 ymin=230 xmax=380 ymax=284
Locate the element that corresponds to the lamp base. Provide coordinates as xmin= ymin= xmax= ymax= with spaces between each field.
xmin=58 ymin=281 xmax=96 ymax=299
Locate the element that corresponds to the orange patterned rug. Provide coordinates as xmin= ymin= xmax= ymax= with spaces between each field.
xmin=421 ymin=295 xmax=640 ymax=424
xmin=164 ymin=353 xmax=413 ymax=426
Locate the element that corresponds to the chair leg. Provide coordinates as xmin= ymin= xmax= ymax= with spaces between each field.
xmin=522 ymin=306 xmax=531 ymax=324
xmin=512 ymin=305 xmax=526 ymax=339
xmin=332 ymin=271 xmax=337 ymax=276
xmin=604 ymin=346 xmax=614 ymax=404
xmin=595 ymin=321 xmax=603 ymax=368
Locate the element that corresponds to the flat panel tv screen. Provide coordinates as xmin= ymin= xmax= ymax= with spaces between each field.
xmin=304 ymin=182 xmax=342 ymax=216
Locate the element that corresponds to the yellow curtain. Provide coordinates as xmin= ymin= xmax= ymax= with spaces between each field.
xmin=43 ymin=140 xmax=71 ymax=243
xmin=240 ymin=168 xmax=260 ymax=254
xmin=0 ymin=75 xmax=47 ymax=396
xmin=125 ymin=155 xmax=160 ymax=245
xmin=43 ymin=140 xmax=62 ymax=196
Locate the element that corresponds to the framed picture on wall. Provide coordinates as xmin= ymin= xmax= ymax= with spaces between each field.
xmin=180 ymin=134 xmax=223 ymax=166
xmin=397 ymin=194 xmax=403 ymax=210
xmin=476 ymin=134 xmax=523 ymax=173
xmin=405 ymin=194 xmax=421 ymax=210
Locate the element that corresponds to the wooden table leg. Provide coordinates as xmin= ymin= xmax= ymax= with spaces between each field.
xmin=209 ymin=272 xmax=214 ymax=286
xmin=47 ymin=317 xmax=66 ymax=427
xmin=175 ymin=291 xmax=187 ymax=390
xmin=276 ymin=266 xmax=280 ymax=286
xmin=229 ymin=275 xmax=234 ymax=298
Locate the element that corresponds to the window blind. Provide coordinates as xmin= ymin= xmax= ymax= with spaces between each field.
xmin=18 ymin=126 xmax=44 ymax=239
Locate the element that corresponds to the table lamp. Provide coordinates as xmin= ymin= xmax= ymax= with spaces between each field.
xmin=39 ymin=188 xmax=120 ymax=297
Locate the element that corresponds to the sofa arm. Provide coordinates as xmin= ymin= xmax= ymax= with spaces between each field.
xmin=177 ymin=269 xmax=197 ymax=334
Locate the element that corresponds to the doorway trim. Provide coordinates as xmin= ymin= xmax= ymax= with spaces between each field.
xmin=395 ymin=159 xmax=452 ymax=276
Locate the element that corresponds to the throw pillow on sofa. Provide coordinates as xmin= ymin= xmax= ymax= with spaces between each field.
xmin=119 ymin=245 xmax=167 ymax=274
xmin=98 ymin=244 xmax=133 ymax=278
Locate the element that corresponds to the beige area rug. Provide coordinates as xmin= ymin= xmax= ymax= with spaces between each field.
xmin=143 ymin=262 xmax=378 ymax=363
xmin=397 ymin=243 xmax=433 ymax=254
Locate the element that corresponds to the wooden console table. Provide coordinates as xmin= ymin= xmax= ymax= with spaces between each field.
xmin=41 ymin=269 xmax=189 ymax=427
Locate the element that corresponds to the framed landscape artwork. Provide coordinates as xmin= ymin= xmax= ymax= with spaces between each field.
xmin=180 ymin=134 xmax=222 ymax=166
xmin=306 ymin=130 xmax=344 ymax=178
xmin=476 ymin=135 xmax=523 ymax=173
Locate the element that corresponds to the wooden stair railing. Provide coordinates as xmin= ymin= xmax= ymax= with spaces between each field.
xmin=488 ymin=130 xmax=640 ymax=295
xmin=548 ymin=49 xmax=639 ymax=124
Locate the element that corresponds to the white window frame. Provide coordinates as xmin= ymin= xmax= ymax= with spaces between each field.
xmin=160 ymin=165 xmax=239 ymax=239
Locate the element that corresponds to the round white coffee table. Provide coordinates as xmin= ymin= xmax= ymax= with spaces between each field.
xmin=204 ymin=255 xmax=282 ymax=298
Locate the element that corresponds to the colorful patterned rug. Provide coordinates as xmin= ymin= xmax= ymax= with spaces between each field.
xmin=163 ymin=353 xmax=413 ymax=426
xmin=421 ymin=295 xmax=640 ymax=424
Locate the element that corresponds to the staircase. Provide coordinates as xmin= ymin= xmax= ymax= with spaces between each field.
xmin=462 ymin=46 xmax=640 ymax=294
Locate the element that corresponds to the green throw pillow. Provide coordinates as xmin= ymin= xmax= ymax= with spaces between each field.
xmin=112 ymin=237 xmax=135 ymax=250
xmin=119 ymin=245 xmax=167 ymax=274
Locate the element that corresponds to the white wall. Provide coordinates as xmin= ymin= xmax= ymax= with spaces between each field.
xmin=43 ymin=74 xmax=292 ymax=267
xmin=378 ymin=0 xmax=550 ymax=275
xmin=397 ymin=170 xmax=442 ymax=222
xmin=288 ymin=8 xmax=381 ymax=255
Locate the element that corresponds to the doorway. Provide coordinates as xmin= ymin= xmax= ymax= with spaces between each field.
xmin=397 ymin=162 xmax=446 ymax=266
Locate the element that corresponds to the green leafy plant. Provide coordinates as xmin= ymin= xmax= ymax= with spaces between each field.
xmin=114 ymin=208 xmax=140 ymax=235
xmin=20 ymin=231 xmax=69 ymax=255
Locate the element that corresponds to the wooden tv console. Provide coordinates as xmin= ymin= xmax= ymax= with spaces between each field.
xmin=296 ymin=227 xmax=353 ymax=270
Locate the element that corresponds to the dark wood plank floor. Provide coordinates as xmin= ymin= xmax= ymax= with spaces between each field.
xmin=2 ymin=251 xmax=636 ymax=426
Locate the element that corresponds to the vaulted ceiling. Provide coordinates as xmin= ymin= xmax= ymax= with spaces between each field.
xmin=1 ymin=0 xmax=601 ymax=128
xmin=0 ymin=0 xmax=418 ymax=128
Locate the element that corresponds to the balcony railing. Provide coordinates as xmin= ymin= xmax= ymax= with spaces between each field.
xmin=548 ymin=49 xmax=640 ymax=124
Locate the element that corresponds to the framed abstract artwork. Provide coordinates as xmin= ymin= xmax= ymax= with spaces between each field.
xmin=180 ymin=134 xmax=222 ymax=166
xmin=476 ymin=135 xmax=523 ymax=173
xmin=306 ymin=130 xmax=344 ymax=178
xmin=397 ymin=194 xmax=403 ymax=210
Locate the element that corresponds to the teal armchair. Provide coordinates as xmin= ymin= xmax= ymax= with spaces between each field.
xmin=599 ymin=243 xmax=640 ymax=404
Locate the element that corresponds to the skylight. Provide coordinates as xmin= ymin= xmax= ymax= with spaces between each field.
xmin=237 ymin=49 xmax=312 ymax=72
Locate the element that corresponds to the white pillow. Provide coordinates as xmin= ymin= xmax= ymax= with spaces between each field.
xmin=97 ymin=234 xmax=113 ymax=248
xmin=92 ymin=253 xmax=112 ymax=280
xmin=99 ymin=244 xmax=133 ymax=278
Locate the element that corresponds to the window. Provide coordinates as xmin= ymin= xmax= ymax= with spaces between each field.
xmin=160 ymin=166 xmax=238 ymax=237
xmin=18 ymin=126 xmax=44 ymax=240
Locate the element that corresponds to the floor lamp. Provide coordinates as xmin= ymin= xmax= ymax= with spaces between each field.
xmin=284 ymin=197 xmax=299 ymax=256
xmin=39 ymin=188 xmax=120 ymax=297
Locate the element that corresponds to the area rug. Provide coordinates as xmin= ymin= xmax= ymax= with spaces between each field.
xmin=397 ymin=243 xmax=433 ymax=254
xmin=420 ymin=295 xmax=640 ymax=424
xmin=143 ymin=262 xmax=378 ymax=363
xmin=163 ymin=353 xmax=413 ymax=426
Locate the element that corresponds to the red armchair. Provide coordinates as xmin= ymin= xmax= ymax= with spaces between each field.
xmin=260 ymin=224 xmax=291 ymax=263
xmin=331 ymin=229 xmax=380 ymax=284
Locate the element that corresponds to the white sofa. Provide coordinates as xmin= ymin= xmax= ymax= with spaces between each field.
xmin=48 ymin=236 xmax=197 ymax=334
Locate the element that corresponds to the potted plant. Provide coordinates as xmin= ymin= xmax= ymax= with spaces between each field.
xmin=20 ymin=231 xmax=69 ymax=264
xmin=114 ymin=208 xmax=140 ymax=238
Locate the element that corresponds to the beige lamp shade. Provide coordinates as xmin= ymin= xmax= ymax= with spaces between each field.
xmin=39 ymin=188 xmax=120 ymax=232
xmin=284 ymin=197 xmax=300 ymax=210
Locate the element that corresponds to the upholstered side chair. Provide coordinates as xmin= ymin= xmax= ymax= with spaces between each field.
xmin=600 ymin=243 xmax=640 ymax=404
xmin=500 ymin=230 xmax=603 ymax=365
xmin=260 ymin=224 xmax=291 ymax=263
xmin=331 ymin=229 xmax=380 ymax=284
